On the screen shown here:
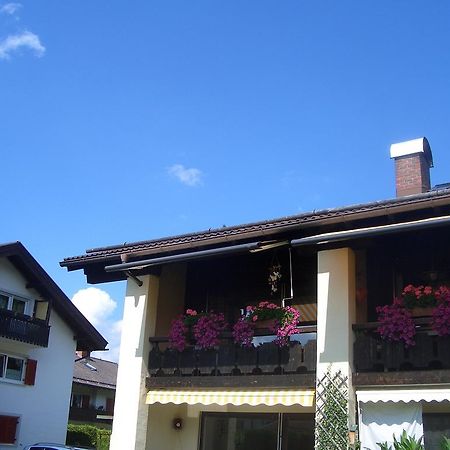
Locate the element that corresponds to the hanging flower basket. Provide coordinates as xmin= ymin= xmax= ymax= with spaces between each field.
xmin=233 ymin=301 xmax=300 ymax=347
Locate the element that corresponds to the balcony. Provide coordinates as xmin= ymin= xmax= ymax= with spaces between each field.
xmin=0 ymin=309 xmax=50 ymax=347
xmin=69 ymin=407 xmax=113 ymax=423
xmin=69 ymin=406 xmax=98 ymax=422
xmin=353 ymin=319 xmax=450 ymax=386
xmin=147 ymin=327 xmax=317 ymax=389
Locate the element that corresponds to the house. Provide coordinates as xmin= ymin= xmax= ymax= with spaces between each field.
xmin=61 ymin=137 xmax=450 ymax=450
xmin=69 ymin=352 xmax=117 ymax=428
xmin=0 ymin=242 xmax=107 ymax=449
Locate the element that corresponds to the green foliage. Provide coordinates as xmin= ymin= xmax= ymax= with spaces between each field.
xmin=377 ymin=431 xmax=424 ymax=450
xmin=378 ymin=442 xmax=392 ymax=450
xmin=66 ymin=424 xmax=111 ymax=450
xmin=441 ymin=436 xmax=450 ymax=450
xmin=315 ymin=370 xmax=349 ymax=450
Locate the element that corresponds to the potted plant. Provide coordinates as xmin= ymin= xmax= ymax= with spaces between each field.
xmin=402 ymin=284 xmax=438 ymax=316
xmin=168 ymin=309 xmax=227 ymax=351
xmin=376 ymin=298 xmax=416 ymax=347
xmin=232 ymin=301 xmax=301 ymax=347
xmin=376 ymin=285 xmax=450 ymax=346
xmin=377 ymin=430 xmax=424 ymax=450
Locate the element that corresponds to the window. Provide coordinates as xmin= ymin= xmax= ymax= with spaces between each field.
xmin=0 ymin=354 xmax=36 ymax=385
xmin=0 ymin=354 xmax=25 ymax=382
xmin=0 ymin=415 xmax=19 ymax=444
xmin=0 ymin=290 xmax=33 ymax=316
xmin=200 ymin=413 xmax=314 ymax=450
xmin=423 ymin=413 xmax=450 ymax=450
xmin=71 ymin=393 xmax=90 ymax=409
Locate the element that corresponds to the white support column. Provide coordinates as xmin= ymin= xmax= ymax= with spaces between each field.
xmin=110 ymin=274 xmax=159 ymax=450
xmin=316 ymin=248 xmax=357 ymax=426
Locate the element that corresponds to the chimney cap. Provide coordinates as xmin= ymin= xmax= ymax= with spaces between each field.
xmin=390 ymin=137 xmax=433 ymax=167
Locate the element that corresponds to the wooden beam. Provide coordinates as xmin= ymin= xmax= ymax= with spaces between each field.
xmin=146 ymin=373 xmax=315 ymax=389
xmin=353 ymin=370 xmax=450 ymax=386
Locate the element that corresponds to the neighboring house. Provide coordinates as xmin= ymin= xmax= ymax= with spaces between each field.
xmin=61 ymin=137 xmax=450 ymax=450
xmin=69 ymin=353 xmax=117 ymax=428
xmin=0 ymin=242 xmax=107 ymax=450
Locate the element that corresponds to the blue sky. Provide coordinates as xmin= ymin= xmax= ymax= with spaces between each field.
xmin=1 ymin=0 xmax=450 ymax=359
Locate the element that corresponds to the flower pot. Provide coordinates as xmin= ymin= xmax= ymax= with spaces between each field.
xmin=253 ymin=319 xmax=278 ymax=330
xmin=410 ymin=307 xmax=434 ymax=317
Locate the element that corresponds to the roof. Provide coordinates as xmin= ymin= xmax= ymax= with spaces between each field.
xmin=73 ymin=356 xmax=117 ymax=390
xmin=0 ymin=242 xmax=107 ymax=351
xmin=61 ymin=187 xmax=450 ymax=272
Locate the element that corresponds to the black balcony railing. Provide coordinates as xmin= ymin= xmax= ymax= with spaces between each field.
xmin=0 ymin=309 xmax=50 ymax=347
xmin=148 ymin=327 xmax=317 ymax=378
xmin=353 ymin=319 xmax=450 ymax=373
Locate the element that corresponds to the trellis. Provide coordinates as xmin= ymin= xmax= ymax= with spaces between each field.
xmin=315 ymin=369 xmax=349 ymax=450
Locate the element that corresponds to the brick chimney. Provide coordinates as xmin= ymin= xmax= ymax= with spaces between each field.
xmin=390 ymin=137 xmax=433 ymax=197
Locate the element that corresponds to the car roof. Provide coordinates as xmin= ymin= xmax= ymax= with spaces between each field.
xmin=26 ymin=444 xmax=90 ymax=450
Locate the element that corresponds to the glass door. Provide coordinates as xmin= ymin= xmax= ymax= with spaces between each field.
xmin=200 ymin=412 xmax=314 ymax=450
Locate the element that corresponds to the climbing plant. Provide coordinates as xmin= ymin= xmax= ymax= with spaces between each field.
xmin=315 ymin=369 xmax=349 ymax=450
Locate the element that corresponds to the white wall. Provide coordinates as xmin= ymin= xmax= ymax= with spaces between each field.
xmin=0 ymin=257 xmax=77 ymax=449
xmin=110 ymin=275 xmax=159 ymax=450
xmin=0 ymin=259 xmax=39 ymax=299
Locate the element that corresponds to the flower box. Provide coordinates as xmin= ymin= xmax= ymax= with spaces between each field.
xmin=410 ymin=307 xmax=434 ymax=317
xmin=253 ymin=319 xmax=278 ymax=331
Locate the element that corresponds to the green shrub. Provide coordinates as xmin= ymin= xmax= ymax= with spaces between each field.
xmin=441 ymin=436 xmax=450 ymax=450
xmin=377 ymin=431 xmax=424 ymax=450
xmin=67 ymin=424 xmax=111 ymax=450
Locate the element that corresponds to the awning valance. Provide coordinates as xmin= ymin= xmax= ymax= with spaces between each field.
xmin=146 ymin=389 xmax=315 ymax=407
xmin=357 ymin=389 xmax=450 ymax=404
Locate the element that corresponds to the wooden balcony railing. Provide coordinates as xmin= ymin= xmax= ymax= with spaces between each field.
xmin=148 ymin=327 xmax=317 ymax=380
xmin=69 ymin=407 xmax=113 ymax=423
xmin=69 ymin=407 xmax=98 ymax=422
xmin=353 ymin=319 xmax=450 ymax=373
xmin=0 ymin=309 xmax=50 ymax=347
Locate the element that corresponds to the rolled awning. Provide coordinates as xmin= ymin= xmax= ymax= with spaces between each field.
xmin=146 ymin=389 xmax=315 ymax=407
xmin=357 ymin=389 xmax=450 ymax=404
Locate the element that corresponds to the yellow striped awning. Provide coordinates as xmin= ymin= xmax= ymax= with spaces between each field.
xmin=146 ymin=389 xmax=315 ymax=407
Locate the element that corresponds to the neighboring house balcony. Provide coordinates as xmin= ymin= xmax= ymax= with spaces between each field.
xmin=0 ymin=308 xmax=50 ymax=347
xmin=69 ymin=406 xmax=113 ymax=423
xmin=69 ymin=406 xmax=99 ymax=422
xmin=147 ymin=327 xmax=317 ymax=389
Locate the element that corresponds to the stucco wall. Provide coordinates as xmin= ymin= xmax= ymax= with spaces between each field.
xmin=0 ymin=257 xmax=77 ymax=449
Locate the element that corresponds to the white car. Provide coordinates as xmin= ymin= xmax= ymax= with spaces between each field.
xmin=23 ymin=444 xmax=91 ymax=450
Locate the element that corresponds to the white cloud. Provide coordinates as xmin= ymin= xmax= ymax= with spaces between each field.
xmin=168 ymin=164 xmax=203 ymax=186
xmin=72 ymin=287 xmax=122 ymax=362
xmin=0 ymin=2 xmax=22 ymax=15
xmin=0 ymin=31 xmax=45 ymax=60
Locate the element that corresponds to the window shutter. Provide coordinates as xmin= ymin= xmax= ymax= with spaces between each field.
xmin=106 ymin=398 xmax=115 ymax=414
xmin=0 ymin=415 xmax=19 ymax=444
xmin=82 ymin=395 xmax=90 ymax=409
xmin=24 ymin=359 xmax=37 ymax=385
